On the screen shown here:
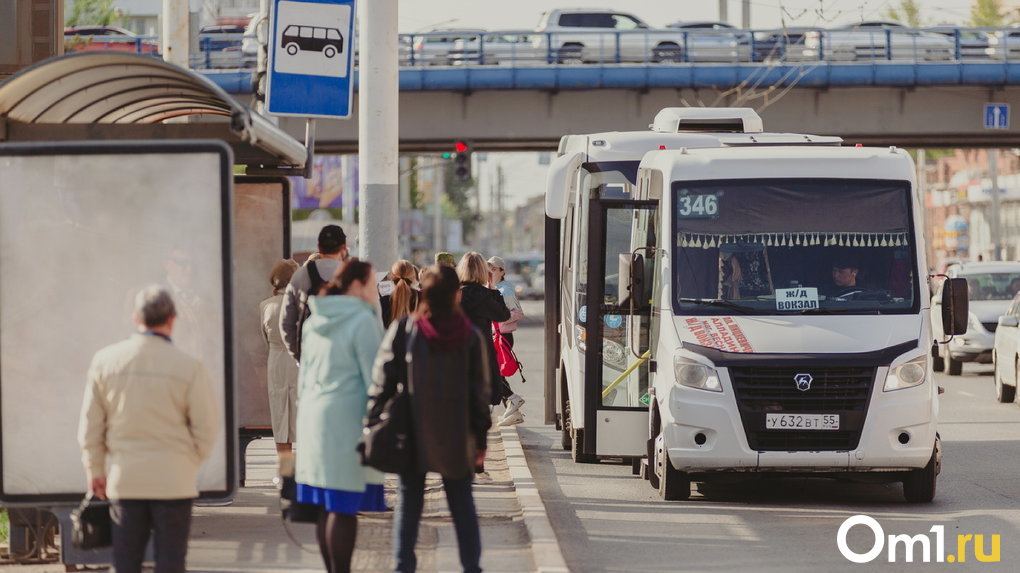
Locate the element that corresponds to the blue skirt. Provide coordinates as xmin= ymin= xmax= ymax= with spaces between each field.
xmin=296 ymin=483 xmax=387 ymax=515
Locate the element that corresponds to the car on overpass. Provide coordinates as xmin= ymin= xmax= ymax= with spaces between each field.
xmin=409 ymin=28 xmax=486 ymax=65
xmin=64 ymin=25 xmax=159 ymax=55
xmin=532 ymin=9 xmax=688 ymax=63
xmin=449 ymin=30 xmax=540 ymax=65
xmin=933 ymin=261 xmax=1020 ymax=376
xmin=926 ymin=26 xmax=991 ymax=59
xmin=801 ymin=21 xmax=955 ymax=61
xmin=665 ymin=21 xmax=747 ymax=61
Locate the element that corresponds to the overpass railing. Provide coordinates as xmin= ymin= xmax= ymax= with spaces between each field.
xmin=62 ymin=26 xmax=1020 ymax=70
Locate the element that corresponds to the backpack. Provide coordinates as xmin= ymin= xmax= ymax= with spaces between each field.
xmin=294 ymin=261 xmax=327 ymax=360
xmin=492 ymin=322 xmax=525 ymax=381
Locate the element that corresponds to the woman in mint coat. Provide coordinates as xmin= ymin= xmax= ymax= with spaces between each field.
xmin=295 ymin=259 xmax=385 ymax=573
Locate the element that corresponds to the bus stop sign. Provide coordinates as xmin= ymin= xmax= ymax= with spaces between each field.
xmin=266 ymin=0 xmax=356 ymax=119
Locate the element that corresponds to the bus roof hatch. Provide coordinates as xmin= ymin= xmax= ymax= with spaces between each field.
xmin=650 ymin=107 xmax=764 ymax=135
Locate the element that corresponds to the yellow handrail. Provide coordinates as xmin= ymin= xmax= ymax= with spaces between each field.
xmin=601 ymin=350 xmax=651 ymax=399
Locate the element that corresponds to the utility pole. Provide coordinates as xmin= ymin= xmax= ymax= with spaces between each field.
xmin=741 ymin=0 xmax=751 ymax=28
xmin=718 ymin=0 xmax=728 ymax=23
xmin=162 ymin=0 xmax=189 ymax=68
xmin=433 ymin=157 xmax=444 ymax=253
xmin=988 ymin=149 xmax=1002 ymax=260
xmin=358 ymin=0 xmax=399 ymax=269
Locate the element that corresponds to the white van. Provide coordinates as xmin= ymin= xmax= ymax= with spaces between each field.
xmin=543 ymin=108 xmax=968 ymax=502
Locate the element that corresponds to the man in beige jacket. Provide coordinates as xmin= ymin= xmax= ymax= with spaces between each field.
xmin=78 ymin=285 xmax=219 ymax=573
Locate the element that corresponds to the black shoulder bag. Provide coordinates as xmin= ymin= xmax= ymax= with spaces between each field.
xmin=359 ymin=317 xmax=416 ymax=474
xmin=71 ymin=494 xmax=112 ymax=550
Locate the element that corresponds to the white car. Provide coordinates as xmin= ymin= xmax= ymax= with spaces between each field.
xmin=449 ymin=30 xmax=540 ymax=65
xmin=533 ymin=9 xmax=689 ymax=63
xmin=409 ymin=29 xmax=485 ymax=65
xmin=932 ymin=261 xmax=1020 ymax=376
xmin=992 ymin=291 xmax=1020 ymax=402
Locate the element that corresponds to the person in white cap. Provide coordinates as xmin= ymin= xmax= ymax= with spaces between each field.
xmin=487 ymin=256 xmax=526 ymax=426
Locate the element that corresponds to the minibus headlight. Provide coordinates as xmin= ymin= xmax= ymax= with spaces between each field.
xmin=884 ymin=356 xmax=928 ymax=391
xmin=674 ymin=357 xmax=721 ymax=392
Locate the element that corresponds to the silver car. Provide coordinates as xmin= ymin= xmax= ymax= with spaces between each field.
xmin=804 ymin=20 xmax=955 ymax=61
xmin=932 ymin=262 xmax=1020 ymax=376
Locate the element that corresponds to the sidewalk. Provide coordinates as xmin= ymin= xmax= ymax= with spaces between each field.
xmin=2 ymin=422 xmax=566 ymax=573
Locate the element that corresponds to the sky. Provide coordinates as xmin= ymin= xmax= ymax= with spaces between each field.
xmin=398 ymin=0 xmax=988 ymax=211
xmin=397 ymin=0 xmax=982 ymax=34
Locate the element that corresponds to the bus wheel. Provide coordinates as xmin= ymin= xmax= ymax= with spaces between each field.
xmin=947 ymin=356 xmax=963 ymax=376
xmin=561 ymin=377 xmax=571 ymax=451
xmin=657 ymin=433 xmax=691 ymax=501
xmin=285 ymin=43 xmax=299 ymax=56
xmin=931 ymin=343 xmax=944 ymax=372
xmin=323 ymin=45 xmax=337 ymax=58
xmin=572 ymin=428 xmax=598 ymax=464
xmin=902 ymin=443 xmax=940 ymax=503
xmin=646 ymin=436 xmax=660 ymax=490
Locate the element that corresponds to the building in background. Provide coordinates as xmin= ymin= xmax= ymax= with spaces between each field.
xmin=924 ymin=149 xmax=1020 ymax=269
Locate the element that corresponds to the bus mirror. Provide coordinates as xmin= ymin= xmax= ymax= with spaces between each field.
xmin=941 ymin=278 xmax=969 ymax=336
xmin=619 ymin=253 xmax=645 ymax=309
xmin=545 ymin=151 xmax=584 ymax=219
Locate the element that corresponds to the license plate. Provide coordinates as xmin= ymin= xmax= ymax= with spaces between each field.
xmin=765 ymin=413 xmax=840 ymax=430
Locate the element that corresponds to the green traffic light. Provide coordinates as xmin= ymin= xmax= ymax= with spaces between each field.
xmin=441 ymin=152 xmax=452 ymax=159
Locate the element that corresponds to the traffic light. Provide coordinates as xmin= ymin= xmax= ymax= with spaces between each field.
xmin=453 ymin=140 xmax=471 ymax=181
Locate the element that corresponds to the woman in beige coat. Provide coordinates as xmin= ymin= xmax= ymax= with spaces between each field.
xmin=260 ymin=259 xmax=300 ymax=455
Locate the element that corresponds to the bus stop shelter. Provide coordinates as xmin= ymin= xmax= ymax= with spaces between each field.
xmin=0 ymin=52 xmax=305 ymax=566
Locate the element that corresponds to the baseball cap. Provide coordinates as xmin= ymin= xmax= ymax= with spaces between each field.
xmin=487 ymin=256 xmax=506 ymax=270
xmin=317 ymin=225 xmax=346 ymax=254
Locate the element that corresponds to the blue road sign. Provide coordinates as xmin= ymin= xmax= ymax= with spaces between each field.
xmin=266 ymin=0 xmax=355 ymax=119
xmin=604 ymin=314 xmax=623 ymax=329
xmin=984 ymin=103 xmax=1009 ymax=130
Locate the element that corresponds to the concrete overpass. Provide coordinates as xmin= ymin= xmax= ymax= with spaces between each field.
xmin=217 ymin=62 xmax=1020 ymax=151
xmin=200 ymin=62 xmax=1020 ymax=152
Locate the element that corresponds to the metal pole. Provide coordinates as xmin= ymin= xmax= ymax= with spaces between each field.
xmin=358 ymin=0 xmax=399 ymax=270
xmin=989 ymin=149 xmax=1002 ymax=261
xmin=741 ymin=0 xmax=751 ymax=28
xmin=162 ymin=0 xmax=189 ymax=68
xmin=917 ymin=149 xmax=930 ymax=265
xmin=718 ymin=0 xmax=728 ymax=23
xmin=433 ymin=157 xmax=444 ymax=253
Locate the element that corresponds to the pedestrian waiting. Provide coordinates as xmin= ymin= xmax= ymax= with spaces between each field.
xmin=78 ymin=285 xmax=219 ymax=573
xmin=380 ymin=259 xmax=420 ymax=328
xmin=488 ymin=255 xmax=526 ymax=426
xmin=259 ymin=258 xmax=301 ymax=458
xmin=457 ymin=252 xmax=512 ymax=423
xmin=369 ymin=264 xmax=492 ymax=573
xmin=294 ymin=259 xmax=387 ymax=573
xmin=280 ymin=224 xmax=349 ymax=364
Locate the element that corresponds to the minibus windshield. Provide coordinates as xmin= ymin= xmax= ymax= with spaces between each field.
xmin=672 ymin=178 xmax=917 ymax=315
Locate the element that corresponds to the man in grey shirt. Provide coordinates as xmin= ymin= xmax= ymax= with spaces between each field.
xmin=280 ymin=224 xmax=349 ymax=363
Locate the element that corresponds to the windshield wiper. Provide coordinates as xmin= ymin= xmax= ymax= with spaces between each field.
xmin=676 ymin=298 xmax=762 ymax=314
xmin=800 ymin=308 xmax=881 ymax=315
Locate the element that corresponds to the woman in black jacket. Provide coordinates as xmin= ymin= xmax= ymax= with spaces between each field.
xmin=456 ymin=252 xmax=510 ymax=406
xmin=369 ymin=264 xmax=492 ymax=573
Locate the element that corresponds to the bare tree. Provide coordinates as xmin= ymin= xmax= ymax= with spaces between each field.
xmin=970 ymin=0 xmax=1004 ymax=26
xmin=885 ymin=0 xmax=924 ymax=27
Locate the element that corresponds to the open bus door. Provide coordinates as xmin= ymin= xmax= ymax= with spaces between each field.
xmin=581 ymin=197 xmax=659 ymax=461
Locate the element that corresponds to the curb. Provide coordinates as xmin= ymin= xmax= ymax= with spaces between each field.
xmin=500 ymin=426 xmax=570 ymax=573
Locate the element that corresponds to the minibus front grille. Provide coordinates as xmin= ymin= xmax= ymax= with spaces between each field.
xmin=729 ymin=365 xmax=876 ymax=451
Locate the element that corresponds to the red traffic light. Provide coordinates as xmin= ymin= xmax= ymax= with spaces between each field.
xmin=454 ymin=141 xmax=469 ymax=153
